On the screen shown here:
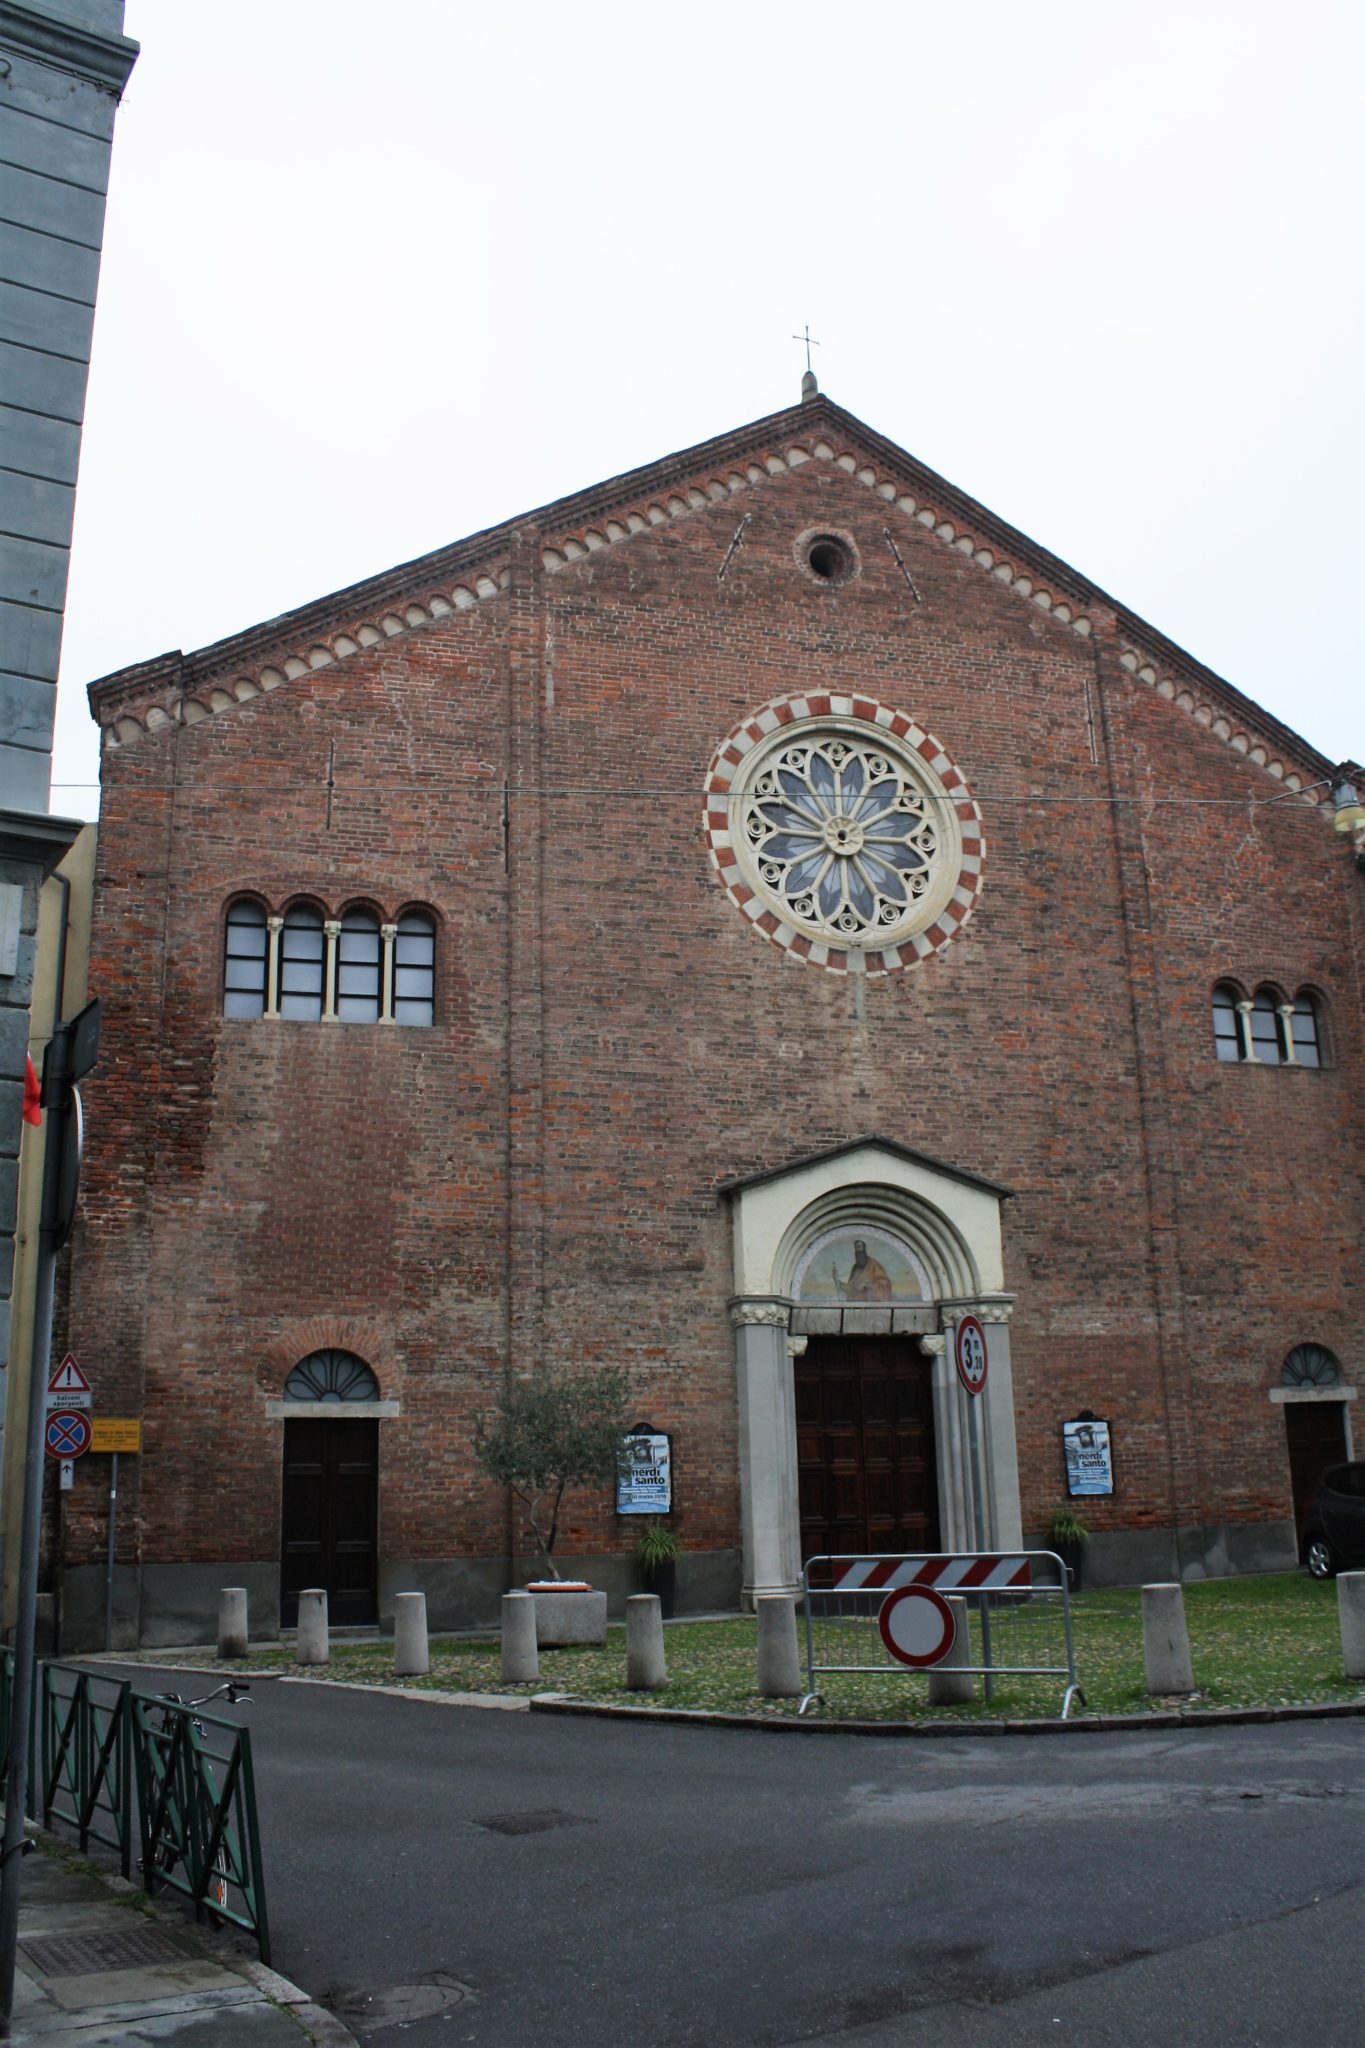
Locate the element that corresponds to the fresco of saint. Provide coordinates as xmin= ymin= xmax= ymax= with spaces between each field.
xmin=836 ymin=1238 xmax=894 ymax=1301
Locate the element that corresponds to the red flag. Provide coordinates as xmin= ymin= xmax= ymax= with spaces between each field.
xmin=22 ymin=1054 xmax=42 ymax=1127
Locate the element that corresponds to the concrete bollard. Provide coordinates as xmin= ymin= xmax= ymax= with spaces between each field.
xmin=1337 ymin=1570 xmax=1365 ymax=1680
xmin=626 ymin=1594 xmax=667 ymax=1691
xmin=501 ymin=1591 xmax=539 ymax=1683
xmin=394 ymin=1591 xmax=429 ymax=1677
xmin=756 ymin=1594 xmax=803 ymax=1698
xmin=1142 ymin=1582 xmax=1194 ymax=1693
xmin=296 ymin=1588 xmax=329 ymax=1666
xmin=217 ymin=1587 xmax=248 ymax=1661
xmin=927 ymin=1595 xmax=974 ymax=1705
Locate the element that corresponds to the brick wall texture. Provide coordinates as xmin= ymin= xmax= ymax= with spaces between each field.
xmin=61 ymin=396 xmax=1362 ymax=1626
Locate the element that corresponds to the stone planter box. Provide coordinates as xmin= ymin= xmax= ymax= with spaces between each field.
xmin=528 ymin=1584 xmax=608 ymax=1646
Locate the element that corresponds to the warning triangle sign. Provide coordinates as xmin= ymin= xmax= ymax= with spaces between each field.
xmin=48 ymin=1354 xmax=91 ymax=1396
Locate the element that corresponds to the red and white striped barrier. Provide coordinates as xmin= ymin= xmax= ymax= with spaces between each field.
xmin=830 ymin=1554 xmax=1034 ymax=1593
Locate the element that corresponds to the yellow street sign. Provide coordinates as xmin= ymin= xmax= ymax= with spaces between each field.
xmin=90 ymin=1418 xmax=141 ymax=1454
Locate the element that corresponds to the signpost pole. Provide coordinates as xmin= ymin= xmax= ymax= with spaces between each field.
xmin=955 ymin=1315 xmax=994 ymax=1703
xmin=104 ymin=1453 xmax=119 ymax=1653
xmin=0 ymin=1000 xmax=98 ymax=2032
xmin=965 ymin=1396 xmax=994 ymax=1700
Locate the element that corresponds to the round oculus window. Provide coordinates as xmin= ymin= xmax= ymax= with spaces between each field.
xmin=705 ymin=695 xmax=985 ymax=973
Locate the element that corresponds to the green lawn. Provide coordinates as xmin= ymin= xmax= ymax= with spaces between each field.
xmin=152 ymin=1573 xmax=1362 ymax=1723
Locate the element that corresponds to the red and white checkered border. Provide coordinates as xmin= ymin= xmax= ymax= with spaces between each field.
xmin=703 ymin=694 xmax=986 ymax=975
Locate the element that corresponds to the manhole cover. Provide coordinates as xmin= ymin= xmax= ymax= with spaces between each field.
xmin=22 ymin=1924 xmax=189 ymax=1977
xmin=332 ymin=1972 xmax=474 ymax=2034
xmin=474 ymin=1807 xmax=591 ymax=1836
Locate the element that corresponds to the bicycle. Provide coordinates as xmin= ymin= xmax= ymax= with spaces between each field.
xmin=137 ymin=1680 xmax=251 ymax=1918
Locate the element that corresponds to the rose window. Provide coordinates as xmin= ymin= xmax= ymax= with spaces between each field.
xmin=705 ymin=696 xmax=985 ymax=973
xmin=743 ymin=736 xmax=937 ymax=939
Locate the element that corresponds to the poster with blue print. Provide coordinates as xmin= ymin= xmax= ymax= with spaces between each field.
xmin=1063 ymin=1417 xmax=1114 ymax=1497
xmin=617 ymin=1429 xmax=672 ymax=1515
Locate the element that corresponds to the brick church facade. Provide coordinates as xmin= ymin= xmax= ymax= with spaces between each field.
xmin=58 ymin=389 xmax=1360 ymax=1647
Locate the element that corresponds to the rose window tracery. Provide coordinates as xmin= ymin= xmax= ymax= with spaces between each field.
xmin=743 ymin=735 xmax=938 ymax=939
xmin=705 ymin=695 xmax=985 ymax=974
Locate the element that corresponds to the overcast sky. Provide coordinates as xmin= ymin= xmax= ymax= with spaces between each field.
xmin=52 ymin=0 xmax=1362 ymax=819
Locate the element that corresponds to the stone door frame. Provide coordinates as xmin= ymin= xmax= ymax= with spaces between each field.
xmin=722 ymin=1140 xmax=1022 ymax=1606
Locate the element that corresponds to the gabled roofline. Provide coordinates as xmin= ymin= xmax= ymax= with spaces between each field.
xmin=716 ymin=1135 xmax=1014 ymax=1202
xmin=86 ymin=391 xmax=1342 ymax=791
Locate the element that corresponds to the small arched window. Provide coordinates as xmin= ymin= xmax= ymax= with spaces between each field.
xmin=337 ymin=908 xmax=382 ymax=1023
xmin=1280 ymin=1343 xmax=1340 ymax=1387
xmin=392 ymin=910 xmax=435 ymax=1027
xmin=279 ymin=904 xmax=325 ymax=1021
xmin=1288 ymin=991 xmax=1321 ymax=1068
xmin=1211 ymin=984 xmax=1242 ymax=1063
xmin=284 ymin=1349 xmax=380 ymax=1401
xmin=1248 ymin=988 xmax=1283 ymax=1065
xmin=223 ymin=900 xmax=268 ymax=1018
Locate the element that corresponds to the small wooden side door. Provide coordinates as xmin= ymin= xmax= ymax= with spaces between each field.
xmin=1284 ymin=1402 xmax=1348 ymax=1535
xmin=281 ymin=1417 xmax=379 ymax=1627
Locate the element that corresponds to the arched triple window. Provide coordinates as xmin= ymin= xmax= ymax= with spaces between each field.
xmin=1211 ymin=982 xmax=1323 ymax=1067
xmin=222 ymin=898 xmax=437 ymax=1026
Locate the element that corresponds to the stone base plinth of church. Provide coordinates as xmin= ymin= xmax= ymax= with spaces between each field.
xmin=529 ymin=1585 xmax=608 ymax=1645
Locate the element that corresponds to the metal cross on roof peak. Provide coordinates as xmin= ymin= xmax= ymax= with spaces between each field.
xmin=792 ymin=325 xmax=821 ymax=373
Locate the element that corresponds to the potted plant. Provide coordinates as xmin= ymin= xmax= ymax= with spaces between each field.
xmin=1047 ymin=1507 xmax=1090 ymax=1593
xmin=634 ymin=1519 xmax=683 ymax=1620
xmin=472 ymin=1365 xmax=631 ymax=1644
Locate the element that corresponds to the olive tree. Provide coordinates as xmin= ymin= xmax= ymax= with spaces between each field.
xmin=472 ymin=1366 xmax=631 ymax=1579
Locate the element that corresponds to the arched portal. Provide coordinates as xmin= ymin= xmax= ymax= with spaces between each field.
xmin=722 ymin=1140 xmax=1021 ymax=1605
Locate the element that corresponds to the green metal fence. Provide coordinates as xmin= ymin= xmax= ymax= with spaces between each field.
xmin=130 ymin=1690 xmax=270 ymax=1962
xmin=40 ymin=1665 xmax=133 ymax=1876
xmin=0 ymin=1659 xmax=269 ymax=1962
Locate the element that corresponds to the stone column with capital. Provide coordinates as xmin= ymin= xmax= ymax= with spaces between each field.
xmin=933 ymin=1298 xmax=1022 ymax=1553
xmin=730 ymin=1297 xmax=802 ymax=1607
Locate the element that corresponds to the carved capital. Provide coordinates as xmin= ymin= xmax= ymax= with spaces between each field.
xmin=785 ymin=1334 xmax=808 ymax=1358
xmin=938 ymin=1293 xmax=1016 ymax=1326
xmin=728 ymin=1297 xmax=792 ymax=1331
xmin=919 ymin=1335 xmax=947 ymax=1357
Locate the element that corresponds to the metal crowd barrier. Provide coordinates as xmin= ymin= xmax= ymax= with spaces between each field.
xmin=800 ymin=1551 xmax=1085 ymax=1719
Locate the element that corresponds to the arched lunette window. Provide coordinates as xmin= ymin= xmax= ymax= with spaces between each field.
xmin=284 ymin=1349 xmax=380 ymax=1401
xmin=223 ymin=900 xmax=268 ymax=1018
xmin=337 ymin=908 xmax=382 ymax=1023
xmin=392 ymin=910 xmax=435 ymax=1026
xmin=279 ymin=904 xmax=325 ymax=1021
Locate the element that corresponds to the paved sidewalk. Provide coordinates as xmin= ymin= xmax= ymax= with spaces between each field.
xmin=6 ymin=1833 xmax=356 ymax=2046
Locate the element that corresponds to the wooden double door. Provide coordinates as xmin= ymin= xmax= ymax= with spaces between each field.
xmin=281 ymin=1418 xmax=379 ymax=1627
xmin=796 ymin=1335 xmax=940 ymax=1561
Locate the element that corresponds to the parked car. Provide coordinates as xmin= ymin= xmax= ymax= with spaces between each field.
xmin=1300 ymin=1461 xmax=1365 ymax=1578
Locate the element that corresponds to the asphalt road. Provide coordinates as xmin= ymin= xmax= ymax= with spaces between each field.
xmin=120 ymin=1675 xmax=1365 ymax=2047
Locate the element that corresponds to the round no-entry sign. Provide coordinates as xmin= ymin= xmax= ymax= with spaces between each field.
xmin=878 ymin=1585 xmax=957 ymax=1668
xmin=955 ymin=1314 xmax=988 ymax=1396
